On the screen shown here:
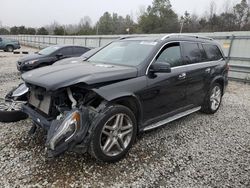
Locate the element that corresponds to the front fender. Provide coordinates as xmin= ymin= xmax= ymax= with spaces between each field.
xmin=92 ymin=76 xmax=147 ymax=101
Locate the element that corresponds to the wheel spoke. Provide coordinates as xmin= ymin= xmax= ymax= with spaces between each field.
xmin=215 ymin=90 xmax=221 ymax=98
xmin=120 ymin=129 xmax=132 ymax=138
xmin=0 ymin=103 xmax=9 ymax=109
xmin=102 ymin=130 xmax=112 ymax=137
xmin=104 ymin=125 xmax=115 ymax=131
xmin=103 ymin=138 xmax=114 ymax=153
xmin=121 ymin=123 xmax=133 ymax=131
xmin=114 ymin=114 xmax=124 ymax=129
xmin=211 ymin=101 xmax=216 ymax=110
xmin=105 ymin=139 xmax=116 ymax=153
xmin=116 ymin=138 xmax=125 ymax=151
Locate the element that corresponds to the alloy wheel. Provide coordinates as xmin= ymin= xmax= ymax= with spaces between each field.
xmin=0 ymin=98 xmax=24 ymax=111
xmin=100 ymin=113 xmax=134 ymax=157
xmin=210 ymin=86 xmax=221 ymax=111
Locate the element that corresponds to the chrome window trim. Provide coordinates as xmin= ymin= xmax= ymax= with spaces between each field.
xmin=171 ymin=58 xmax=224 ymax=70
xmin=145 ymin=40 xmax=224 ymax=75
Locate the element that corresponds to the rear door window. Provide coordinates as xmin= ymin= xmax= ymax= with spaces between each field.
xmin=155 ymin=43 xmax=183 ymax=68
xmin=202 ymin=44 xmax=223 ymax=61
xmin=181 ymin=42 xmax=203 ymax=64
xmin=73 ymin=47 xmax=89 ymax=55
xmin=59 ymin=47 xmax=73 ymax=56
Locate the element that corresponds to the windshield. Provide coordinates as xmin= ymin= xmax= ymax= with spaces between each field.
xmin=87 ymin=41 xmax=157 ymax=66
xmin=38 ymin=46 xmax=60 ymax=55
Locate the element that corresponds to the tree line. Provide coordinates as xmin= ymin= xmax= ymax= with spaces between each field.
xmin=0 ymin=0 xmax=249 ymax=35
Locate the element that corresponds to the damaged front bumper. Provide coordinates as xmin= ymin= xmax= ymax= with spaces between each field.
xmin=22 ymin=104 xmax=100 ymax=158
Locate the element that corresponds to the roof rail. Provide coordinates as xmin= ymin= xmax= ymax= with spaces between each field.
xmin=119 ymin=36 xmax=146 ymax=40
xmin=161 ymin=34 xmax=213 ymax=41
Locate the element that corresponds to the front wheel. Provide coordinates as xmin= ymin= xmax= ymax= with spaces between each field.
xmin=201 ymin=83 xmax=222 ymax=114
xmin=0 ymin=98 xmax=28 ymax=123
xmin=88 ymin=105 xmax=137 ymax=162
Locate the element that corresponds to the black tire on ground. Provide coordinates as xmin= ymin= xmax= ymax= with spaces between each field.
xmin=0 ymin=110 xmax=28 ymax=123
xmin=88 ymin=105 xmax=137 ymax=163
xmin=201 ymin=83 xmax=222 ymax=114
xmin=5 ymin=45 xmax=14 ymax=52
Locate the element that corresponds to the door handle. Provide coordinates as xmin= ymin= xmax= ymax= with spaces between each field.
xmin=205 ymin=68 xmax=211 ymax=73
xmin=178 ymin=73 xmax=186 ymax=80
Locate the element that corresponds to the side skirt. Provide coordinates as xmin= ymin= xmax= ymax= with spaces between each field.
xmin=143 ymin=106 xmax=201 ymax=131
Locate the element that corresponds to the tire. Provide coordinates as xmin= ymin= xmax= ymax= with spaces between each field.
xmin=88 ymin=105 xmax=137 ymax=162
xmin=6 ymin=45 xmax=14 ymax=52
xmin=0 ymin=111 xmax=28 ymax=123
xmin=201 ymin=83 xmax=222 ymax=114
xmin=0 ymin=99 xmax=28 ymax=123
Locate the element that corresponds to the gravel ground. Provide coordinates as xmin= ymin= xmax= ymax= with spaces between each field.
xmin=0 ymin=47 xmax=250 ymax=187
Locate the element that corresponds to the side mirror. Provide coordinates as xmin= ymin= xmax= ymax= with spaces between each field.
xmin=150 ymin=62 xmax=171 ymax=73
xmin=56 ymin=53 xmax=63 ymax=59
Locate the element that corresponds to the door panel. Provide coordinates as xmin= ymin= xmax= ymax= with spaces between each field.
xmin=140 ymin=43 xmax=188 ymax=124
xmin=141 ymin=68 xmax=188 ymax=123
xmin=181 ymin=42 xmax=207 ymax=106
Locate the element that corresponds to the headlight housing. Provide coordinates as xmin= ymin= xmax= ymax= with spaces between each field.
xmin=49 ymin=111 xmax=81 ymax=150
xmin=24 ymin=60 xmax=37 ymax=65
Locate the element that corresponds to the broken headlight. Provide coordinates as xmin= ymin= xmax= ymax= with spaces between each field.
xmin=49 ymin=111 xmax=80 ymax=150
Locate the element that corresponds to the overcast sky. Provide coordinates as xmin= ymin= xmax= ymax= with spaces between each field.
xmin=0 ymin=0 xmax=241 ymax=27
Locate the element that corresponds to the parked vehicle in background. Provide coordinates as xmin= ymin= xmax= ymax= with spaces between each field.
xmin=16 ymin=45 xmax=90 ymax=72
xmin=0 ymin=37 xmax=21 ymax=52
xmin=1 ymin=34 xmax=228 ymax=163
xmin=53 ymin=47 xmax=100 ymax=66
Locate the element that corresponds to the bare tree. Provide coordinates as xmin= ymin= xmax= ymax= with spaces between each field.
xmin=209 ymin=1 xmax=217 ymax=19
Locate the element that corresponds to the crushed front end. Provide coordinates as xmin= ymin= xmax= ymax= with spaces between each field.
xmin=22 ymin=84 xmax=106 ymax=157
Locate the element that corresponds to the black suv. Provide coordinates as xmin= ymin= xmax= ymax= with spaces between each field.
xmin=17 ymin=34 xmax=228 ymax=162
xmin=16 ymin=45 xmax=90 ymax=72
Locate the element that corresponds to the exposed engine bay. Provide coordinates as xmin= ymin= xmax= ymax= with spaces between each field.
xmin=19 ymin=83 xmax=108 ymax=157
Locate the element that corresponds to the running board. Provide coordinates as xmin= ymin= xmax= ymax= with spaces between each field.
xmin=143 ymin=106 xmax=201 ymax=131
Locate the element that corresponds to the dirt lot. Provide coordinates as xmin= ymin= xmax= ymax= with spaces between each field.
xmin=0 ymin=46 xmax=250 ymax=187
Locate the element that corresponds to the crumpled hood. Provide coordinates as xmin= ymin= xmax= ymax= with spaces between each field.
xmin=18 ymin=53 xmax=46 ymax=63
xmin=22 ymin=62 xmax=138 ymax=91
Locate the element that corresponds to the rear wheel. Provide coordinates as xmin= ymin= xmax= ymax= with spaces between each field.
xmin=201 ymin=83 xmax=222 ymax=114
xmin=5 ymin=45 xmax=14 ymax=52
xmin=0 ymin=98 xmax=28 ymax=123
xmin=88 ymin=105 xmax=137 ymax=162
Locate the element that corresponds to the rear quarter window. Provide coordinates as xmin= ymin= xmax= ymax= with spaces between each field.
xmin=202 ymin=44 xmax=223 ymax=61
